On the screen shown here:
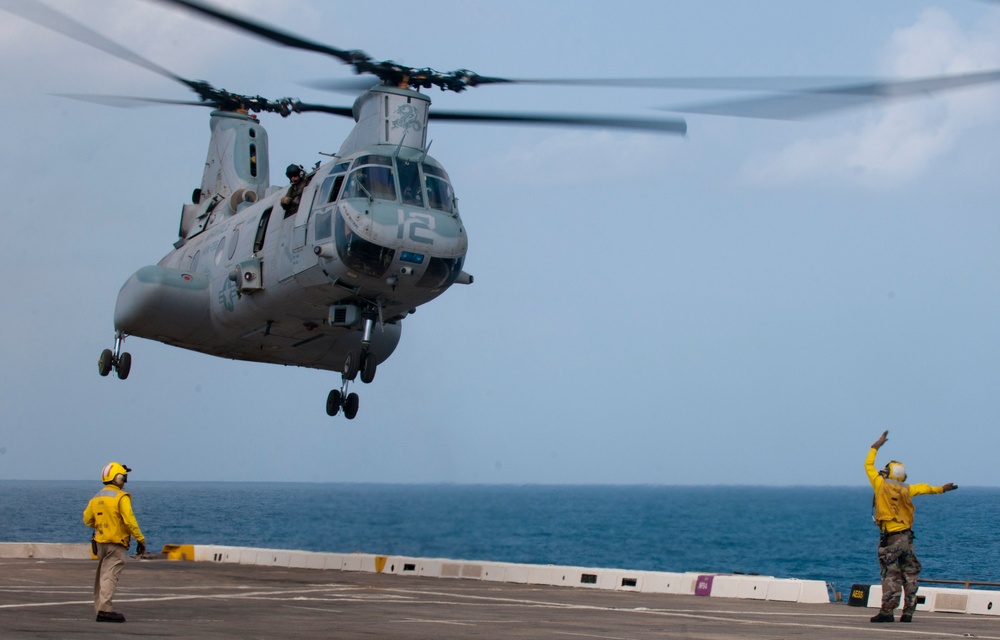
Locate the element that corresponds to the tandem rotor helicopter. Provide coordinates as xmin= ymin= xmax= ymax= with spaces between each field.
xmin=5 ymin=0 xmax=999 ymax=420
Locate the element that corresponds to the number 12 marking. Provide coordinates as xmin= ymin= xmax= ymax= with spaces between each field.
xmin=397 ymin=210 xmax=435 ymax=245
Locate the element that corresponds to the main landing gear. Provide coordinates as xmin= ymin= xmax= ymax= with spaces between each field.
xmin=98 ymin=332 xmax=131 ymax=380
xmin=326 ymin=315 xmax=379 ymax=419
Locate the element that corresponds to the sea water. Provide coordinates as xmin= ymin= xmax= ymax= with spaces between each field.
xmin=2 ymin=482 xmax=997 ymax=596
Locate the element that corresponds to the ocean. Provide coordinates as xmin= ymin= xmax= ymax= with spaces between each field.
xmin=2 ymin=482 xmax=997 ymax=597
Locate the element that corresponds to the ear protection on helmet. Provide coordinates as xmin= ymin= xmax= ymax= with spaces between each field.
xmin=884 ymin=460 xmax=907 ymax=482
xmin=101 ymin=461 xmax=132 ymax=484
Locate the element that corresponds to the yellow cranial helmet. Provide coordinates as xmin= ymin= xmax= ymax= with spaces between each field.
xmin=101 ymin=462 xmax=132 ymax=484
xmin=885 ymin=460 xmax=907 ymax=482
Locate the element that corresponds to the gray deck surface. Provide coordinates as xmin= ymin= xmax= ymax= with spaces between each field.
xmin=2 ymin=557 xmax=998 ymax=639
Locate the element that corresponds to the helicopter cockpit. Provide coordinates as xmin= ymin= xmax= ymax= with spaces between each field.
xmin=311 ymin=153 xmax=464 ymax=287
xmin=317 ymin=154 xmax=457 ymax=214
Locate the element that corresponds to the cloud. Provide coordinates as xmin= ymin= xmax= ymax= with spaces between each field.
xmin=739 ymin=8 xmax=1000 ymax=189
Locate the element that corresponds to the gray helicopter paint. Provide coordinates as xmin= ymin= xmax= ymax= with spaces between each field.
xmin=179 ymin=111 xmax=270 ymax=241
xmin=113 ymin=84 xmax=464 ymax=376
xmin=338 ymin=86 xmax=430 ymax=156
xmin=199 ymin=111 xmax=270 ymax=202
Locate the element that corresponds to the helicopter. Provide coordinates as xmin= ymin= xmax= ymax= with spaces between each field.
xmin=5 ymin=0 xmax=998 ymax=422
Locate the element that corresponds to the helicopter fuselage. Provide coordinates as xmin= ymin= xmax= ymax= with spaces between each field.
xmin=113 ymin=86 xmax=471 ymax=377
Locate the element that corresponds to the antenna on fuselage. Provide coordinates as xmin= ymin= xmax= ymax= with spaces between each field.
xmin=419 ymin=141 xmax=433 ymax=164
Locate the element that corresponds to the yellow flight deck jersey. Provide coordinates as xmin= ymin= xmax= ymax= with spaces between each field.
xmin=865 ymin=448 xmax=944 ymax=533
xmin=83 ymin=485 xmax=145 ymax=548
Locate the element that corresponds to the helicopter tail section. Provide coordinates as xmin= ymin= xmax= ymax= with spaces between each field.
xmin=197 ymin=111 xmax=270 ymax=213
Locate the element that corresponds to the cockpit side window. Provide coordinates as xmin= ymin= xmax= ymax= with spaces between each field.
xmin=321 ymin=174 xmax=346 ymax=204
xmin=326 ymin=162 xmax=350 ymax=203
xmin=319 ymin=175 xmax=335 ymax=203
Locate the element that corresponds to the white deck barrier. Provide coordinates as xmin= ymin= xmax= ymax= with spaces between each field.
xmin=0 ymin=542 xmax=91 ymax=560
xmin=852 ymin=582 xmax=998 ymax=615
xmin=2 ymin=542 xmax=995 ymax=614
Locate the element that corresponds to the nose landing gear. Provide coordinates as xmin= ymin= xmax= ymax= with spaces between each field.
xmin=98 ymin=332 xmax=132 ymax=380
xmin=325 ymin=348 xmax=372 ymax=419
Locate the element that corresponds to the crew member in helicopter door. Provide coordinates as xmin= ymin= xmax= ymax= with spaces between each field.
xmin=281 ymin=163 xmax=310 ymax=215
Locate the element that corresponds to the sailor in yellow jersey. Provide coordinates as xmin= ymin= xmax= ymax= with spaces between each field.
xmin=865 ymin=430 xmax=957 ymax=624
xmin=83 ymin=462 xmax=147 ymax=623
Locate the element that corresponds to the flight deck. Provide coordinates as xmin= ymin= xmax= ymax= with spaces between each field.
xmin=2 ymin=546 xmax=998 ymax=640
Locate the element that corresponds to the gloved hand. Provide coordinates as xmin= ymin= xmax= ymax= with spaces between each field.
xmin=872 ymin=430 xmax=888 ymax=450
xmin=136 ymin=541 xmax=146 ymax=556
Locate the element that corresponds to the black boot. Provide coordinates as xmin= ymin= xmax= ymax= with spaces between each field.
xmin=96 ymin=611 xmax=126 ymax=623
xmin=870 ymin=611 xmax=895 ymax=623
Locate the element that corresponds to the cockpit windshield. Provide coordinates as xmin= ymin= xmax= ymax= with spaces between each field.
xmin=337 ymin=155 xmax=456 ymax=214
xmin=344 ymin=155 xmax=396 ymax=201
xmin=398 ymin=159 xmax=424 ymax=207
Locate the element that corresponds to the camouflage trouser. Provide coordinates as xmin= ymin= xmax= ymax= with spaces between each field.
xmin=878 ymin=530 xmax=922 ymax=614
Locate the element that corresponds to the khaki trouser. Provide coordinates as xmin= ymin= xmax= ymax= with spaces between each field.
xmin=93 ymin=543 xmax=127 ymax=613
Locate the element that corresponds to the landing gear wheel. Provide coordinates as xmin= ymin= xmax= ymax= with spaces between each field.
xmin=116 ymin=352 xmax=132 ymax=380
xmin=343 ymin=392 xmax=360 ymax=420
xmin=98 ymin=349 xmax=114 ymax=377
xmin=360 ymin=351 xmax=377 ymax=384
xmin=343 ymin=351 xmax=360 ymax=381
xmin=326 ymin=389 xmax=342 ymax=416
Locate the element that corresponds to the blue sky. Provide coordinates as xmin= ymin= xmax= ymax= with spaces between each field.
xmin=1 ymin=1 xmax=998 ymax=485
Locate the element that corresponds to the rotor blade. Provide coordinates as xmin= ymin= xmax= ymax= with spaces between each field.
xmin=0 ymin=0 xmax=189 ymax=88
xmin=495 ymin=76 xmax=870 ymax=91
xmin=660 ymin=68 xmax=1000 ymax=120
xmin=288 ymin=102 xmax=355 ymax=119
xmin=304 ymin=75 xmax=879 ymax=95
xmin=2 ymin=0 xmax=307 ymax=115
xmin=428 ymin=110 xmax=687 ymax=135
xmin=301 ymin=78 xmax=385 ymax=94
xmin=287 ymin=101 xmax=684 ymax=132
xmin=56 ymin=94 xmax=213 ymax=109
xmin=148 ymin=0 xmax=507 ymax=91
xmin=151 ymin=0 xmax=365 ymax=67
xmin=60 ymin=93 xmax=358 ymax=119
